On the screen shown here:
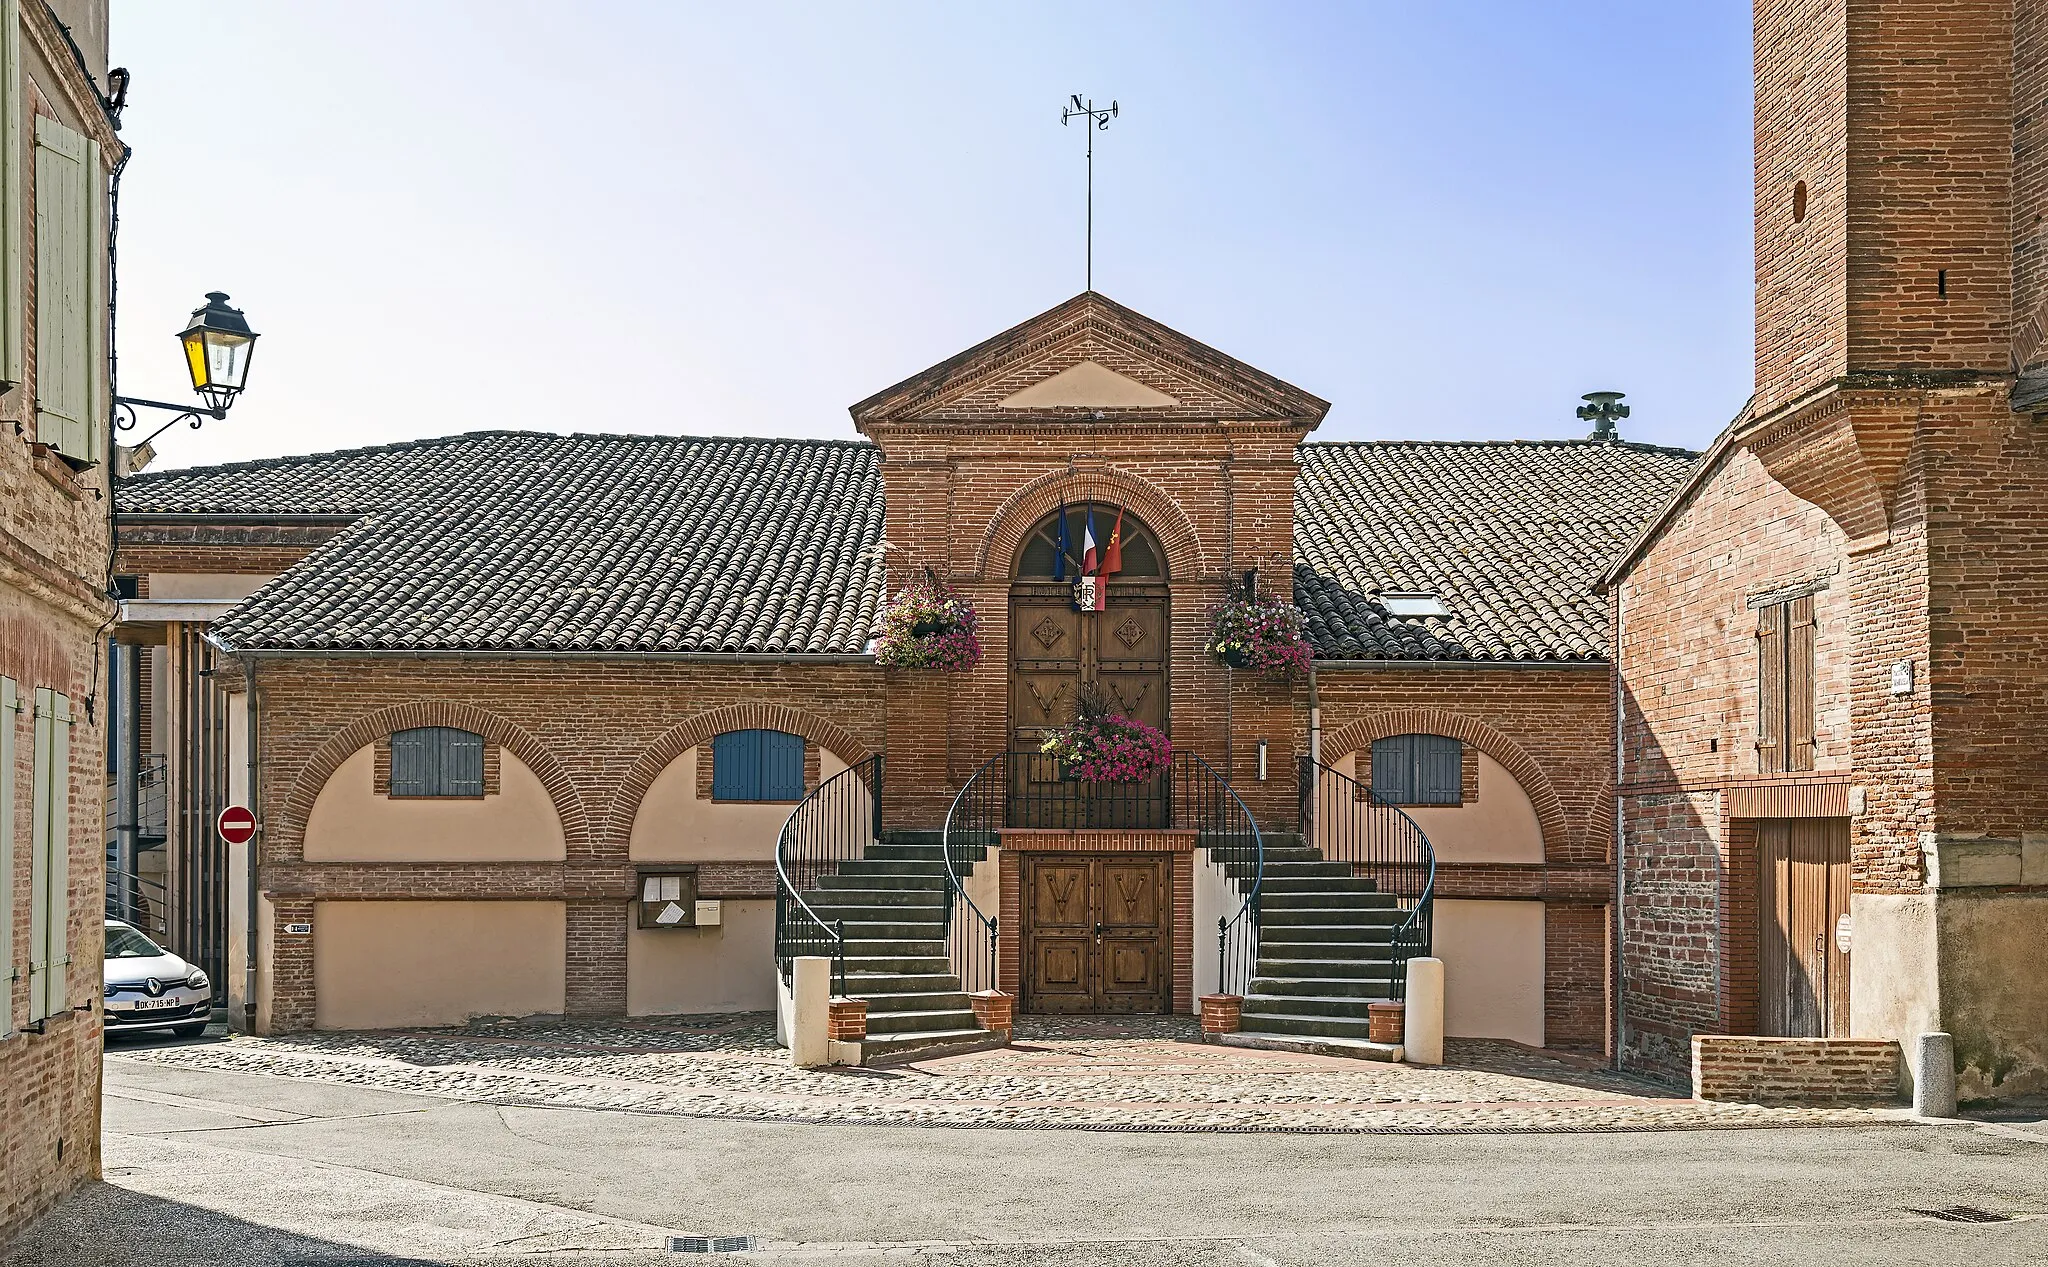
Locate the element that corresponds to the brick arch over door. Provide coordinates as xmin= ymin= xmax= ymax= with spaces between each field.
xmin=607 ymin=702 xmax=877 ymax=837
xmin=1323 ymin=708 xmax=1568 ymax=862
xmin=976 ymin=466 xmax=1210 ymax=581
xmin=273 ymin=701 xmax=588 ymax=863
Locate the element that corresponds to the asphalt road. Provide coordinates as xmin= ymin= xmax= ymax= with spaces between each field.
xmin=7 ymin=1048 xmax=2048 ymax=1267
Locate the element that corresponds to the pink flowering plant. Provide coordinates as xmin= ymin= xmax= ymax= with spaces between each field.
xmin=1206 ymin=594 xmax=1313 ymax=677
xmin=873 ymin=570 xmax=982 ymax=672
xmin=1040 ymin=687 xmax=1173 ymax=783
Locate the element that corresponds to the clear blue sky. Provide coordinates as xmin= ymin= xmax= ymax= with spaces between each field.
xmin=110 ymin=2 xmax=1753 ymax=469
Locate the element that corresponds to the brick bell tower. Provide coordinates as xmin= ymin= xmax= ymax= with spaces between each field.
xmin=1750 ymin=0 xmax=2048 ymax=1096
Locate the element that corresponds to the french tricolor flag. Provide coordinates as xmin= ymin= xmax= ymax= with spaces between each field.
xmin=1080 ymin=507 xmax=1100 ymax=576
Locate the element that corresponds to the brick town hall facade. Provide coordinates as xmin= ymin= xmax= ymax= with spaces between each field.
xmin=108 ymin=0 xmax=2048 ymax=1097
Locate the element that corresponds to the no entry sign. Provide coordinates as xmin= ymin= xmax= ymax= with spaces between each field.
xmin=216 ymin=805 xmax=257 ymax=845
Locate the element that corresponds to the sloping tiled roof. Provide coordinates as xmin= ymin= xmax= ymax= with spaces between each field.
xmin=119 ymin=432 xmax=887 ymax=654
xmin=119 ymin=431 xmax=1693 ymax=661
xmin=1293 ymin=440 xmax=1697 ymax=662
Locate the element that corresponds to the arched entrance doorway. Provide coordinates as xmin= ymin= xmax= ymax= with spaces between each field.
xmin=1009 ymin=505 xmax=1169 ymax=828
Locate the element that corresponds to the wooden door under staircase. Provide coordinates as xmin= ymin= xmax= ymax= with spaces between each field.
xmin=1020 ymin=853 xmax=1172 ymax=1014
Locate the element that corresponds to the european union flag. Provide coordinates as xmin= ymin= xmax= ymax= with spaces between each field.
xmin=1053 ymin=500 xmax=1070 ymax=580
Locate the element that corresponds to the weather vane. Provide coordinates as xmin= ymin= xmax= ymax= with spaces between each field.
xmin=1061 ymin=93 xmax=1118 ymax=291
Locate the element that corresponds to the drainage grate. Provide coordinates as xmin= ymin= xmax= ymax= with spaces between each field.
xmin=1909 ymin=1206 xmax=2011 ymax=1224
xmin=667 ymin=1235 xmax=759 ymax=1254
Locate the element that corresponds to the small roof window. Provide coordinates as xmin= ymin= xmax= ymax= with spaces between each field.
xmin=1379 ymin=591 xmax=1449 ymax=619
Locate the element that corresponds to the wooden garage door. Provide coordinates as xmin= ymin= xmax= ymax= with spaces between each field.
xmin=1758 ymin=818 xmax=1850 ymax=1038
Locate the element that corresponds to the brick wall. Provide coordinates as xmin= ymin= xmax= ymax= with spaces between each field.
xmin=1692 ymin=1035 xmax=1902 ymax=1105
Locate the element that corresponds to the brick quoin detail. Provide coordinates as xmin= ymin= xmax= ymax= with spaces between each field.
xmin=1324 ymin=708 xmax=1570 ymax=862
xmin=271 ymin=700 xmax=589 ymax=865
xmin=974 ymin=465 xmax=1211 ymax=580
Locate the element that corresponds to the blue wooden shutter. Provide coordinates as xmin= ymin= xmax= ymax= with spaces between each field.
xmin=760 ymin=731 xmax=805 ymax=800
xmin=389 ymin=729 xmax=430 ymax=796
xmin=1418 ymin=735 xmax=1463 ymax=805
xmin=712 ymin=731 xmax=754 ymax=800
xmin=441 ymin=729 xmax=485 ymax=796
xmin=1370 ymin=735 xmax=1412 ymax=802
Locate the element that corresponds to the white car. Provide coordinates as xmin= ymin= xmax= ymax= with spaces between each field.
xmin=103 ymin=919 xmax=212 ymax=1038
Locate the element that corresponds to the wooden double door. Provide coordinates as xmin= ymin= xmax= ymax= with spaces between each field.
xmin=1020 ymin=854 xmax=1172 ymax=1014
xmin=1758 ymin=818 xmax=1851 ymax=1037
xmin=1009 ymin=581 xmax=1169 ymax=828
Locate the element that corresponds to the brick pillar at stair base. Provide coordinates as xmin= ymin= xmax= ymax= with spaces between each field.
xmin=565 ymin=901 xmax=627 ymax=1017
xmin=1200 ymin=994 xmax=1242 ymax=1034
xmin=827 ymin=997 xmax=868 ymax=1041
xmin=970 ymin=990 xmax=1014 ymax=1036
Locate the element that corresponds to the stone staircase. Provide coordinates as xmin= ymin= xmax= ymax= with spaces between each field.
xmin=1224 ymin=833 xmax=1412 ymax=1049
xmin=793 ymin=831 xmax=1002 ymax=1063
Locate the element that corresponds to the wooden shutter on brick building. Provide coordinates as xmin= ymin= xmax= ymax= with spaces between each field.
xmin=1370 ymin=734 xmax=1411 ymax=802
xmin=0 ymin=677 xmax=15 ymax=1038
xmin=1786 ymin=595 xmax=1816 ymax=771
xmin=0 ymin=0 xmax=22 ymax=385
xmin=712 ymin=729 xmax=806 ymax=801
xmin=33 ymin=114 xmax=100 ymax=463
xmin=28 ymin=687 xmax=71 ymax=1022
xmin=1757 ymin=603 xmax=1786 ymax=773
xmin=1417 ymin=735 xmax=1463 ymax=805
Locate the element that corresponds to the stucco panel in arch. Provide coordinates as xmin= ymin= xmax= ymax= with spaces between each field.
xmin=274 ymin=701 xmax=588 ymax=863
xmin=305 ymin=745 xmax=566 ymax=861
xmin=608 ymin=702 xmax=876 ymax=843
xmin=1323 ymin=708 xmax=1569 ymax=862
xmin=630 ymin=745 xmax=853 ymax=862
xmin=976 ymin=467 xmax=1209 ymax=581
xmin=1332 ymin=749 xmax=1544 ymax=865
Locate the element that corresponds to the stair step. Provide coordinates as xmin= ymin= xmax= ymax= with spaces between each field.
xmin=1243 ymin=993 xmax=1388 ymax=1019
xmin=1260 ymin=907 xmax=1408 ymax=928
xmin=862 ymin=1007 xmax=984 ymax=1036
xmin=1256 ymin=876 xmax=1383 ymax=895
xmin=1254 ymin=957 xmax=1399 ymax=980
xmin=859 ymin=1027 xmax=1005 ymax=1064
xmin=843 ymin=971 xmax=960 ymax=993
xmin=1219 ymin=1031 xmax=1402 ymax=1063
xmin=1249 ymin=976 xmax=1398 ymax=999
xmin=1236 ymin=1011 xmax=1378 ymax=1040
xmin=836 ymin=860 xmax=949 ymax=876
xmin=840 ymin=948 xmax=950 ymax=968
xmin=853 ymin=991 xmax=973 ymax=1017
xmin=815 ymin=873 xmax=949 ymax=892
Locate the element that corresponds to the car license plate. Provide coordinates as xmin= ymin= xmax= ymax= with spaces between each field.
xmin=130 ymin=995 xmax=181 ymax=1011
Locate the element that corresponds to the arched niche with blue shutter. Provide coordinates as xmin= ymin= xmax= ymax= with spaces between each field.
xmin=711 ymin=729 xmax=806 ymax=802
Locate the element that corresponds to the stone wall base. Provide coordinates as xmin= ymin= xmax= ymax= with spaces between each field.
xmin=1692 ymin=1035 xmax=1902 ymax=1105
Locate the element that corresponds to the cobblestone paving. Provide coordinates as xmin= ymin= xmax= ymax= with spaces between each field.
xmin=113 ymin=1013 xmax=1908 ymax=1134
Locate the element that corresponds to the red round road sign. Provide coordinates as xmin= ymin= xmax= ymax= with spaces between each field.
xmin=216 ymin=805 xmax=256 ymax=845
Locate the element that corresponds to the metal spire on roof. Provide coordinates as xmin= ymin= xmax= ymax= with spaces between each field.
xmin=1061 ymin=94 xmax=1118 ymax=292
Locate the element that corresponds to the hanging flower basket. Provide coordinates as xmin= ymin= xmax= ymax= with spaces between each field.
xmin=1206 ymin=594 xmax=1313 ymax=678
xmin=1040 ymin=689 xmax=1173 ymax=783
xmin=874 ymin=570 xmax=982 ymax=672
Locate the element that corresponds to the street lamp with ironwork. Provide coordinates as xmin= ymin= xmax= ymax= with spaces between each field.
xmin=115 ymin=291 xmax=259 ymax=447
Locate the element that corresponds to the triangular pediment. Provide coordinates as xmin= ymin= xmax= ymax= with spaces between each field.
xmin=850 ymin=292 xmax=1329 ymax=429
xmin=998 ymin=360 xmax=1179 ymax=410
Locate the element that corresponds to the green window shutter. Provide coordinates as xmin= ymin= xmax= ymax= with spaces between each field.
xmin=34 ymin=115 xmax=96 ymax=463
xmin=44 ymin=690 xmax=69 ymax=1018
xmin=27 ymin=686 xmax=51 ymax=1021
xmin=0 ymin=0 xmax=22 ymax=385
xmin=0 ymin=677 xmax=16 ymax=1038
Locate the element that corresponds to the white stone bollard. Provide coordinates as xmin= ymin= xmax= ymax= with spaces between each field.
xmin=790 ymin=956 xmax=831 ymax=1069
xmin=1404 ymin=956 xmax=1445 ymax=1066
xmin=1915 ymin=1032 xmax=1957 ymax=1118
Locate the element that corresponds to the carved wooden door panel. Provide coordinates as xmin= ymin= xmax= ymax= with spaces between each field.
xmin=1020 ymin=854 xmax=1172 ymax=1015
xmin=1023 ymin=858 xmax=1095 ymax=1013
xmin=1096 ymin=857 xmax=1170 ymax=1013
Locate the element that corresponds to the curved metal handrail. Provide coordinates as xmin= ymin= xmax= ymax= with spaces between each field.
xmin=939 ymin=752 xmax=1005 ymax=994
xmin=1193 ymin=750 xmax=1265 ymax=998
xmin=773 ymin=753 xmax=883 ymax=995
xmin=1299 ymin=755 xmax=1437 ymax=997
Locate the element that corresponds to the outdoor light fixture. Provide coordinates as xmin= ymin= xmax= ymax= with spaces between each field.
xmin=1576 ymin=390 xmax=1629 ymax=441
xmin=115 ymin=291 xmax=260 ymax=449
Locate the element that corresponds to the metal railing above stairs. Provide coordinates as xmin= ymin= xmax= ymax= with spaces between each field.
xmin=773 ymin=754 xmax=883 ymax=996
xmin=1298 ymin=756 xmax=1436 ymax=998
xmin=939 ymin=750 xmax=1264 ymax=999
